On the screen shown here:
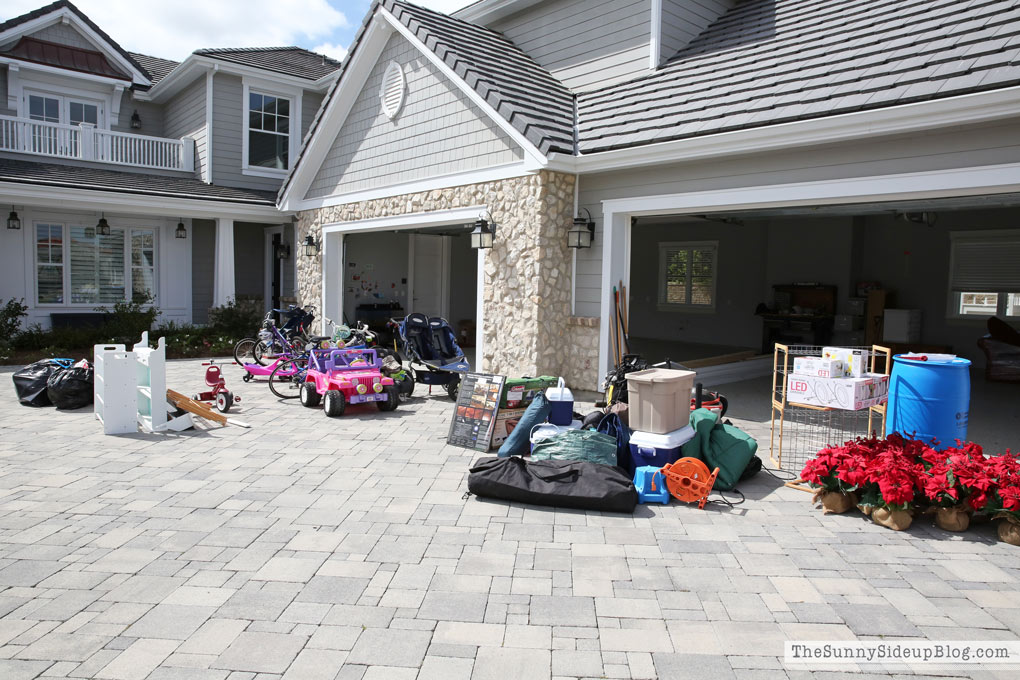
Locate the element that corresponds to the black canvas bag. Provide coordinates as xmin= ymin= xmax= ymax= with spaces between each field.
xmin=468 ymin=456 xmax=638 ymax=513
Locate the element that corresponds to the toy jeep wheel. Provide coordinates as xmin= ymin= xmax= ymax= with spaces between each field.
xmin=396 ymin=372 xmax=414 ymax=401
xmin=215 ymin=391 xmax=232 ymax=413
xmin=446 ymin=375 xmax=460 ymax=401
xmin=300 ymin=382 xmax=321 ymax=408
xmin=378 ymin=385 xmax=399 ymax=412
xmin=324 ymin=390 xmax=345 ymax=417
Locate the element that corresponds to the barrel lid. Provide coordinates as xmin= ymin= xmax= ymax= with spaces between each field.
xmin=893 ymin=353 xmax=971 ymax=367
xmin=626 ymin=368 xmax=696 ymax=384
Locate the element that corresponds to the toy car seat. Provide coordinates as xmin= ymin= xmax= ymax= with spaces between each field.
xmin=205 ymin=365 xmax=224 ymax=389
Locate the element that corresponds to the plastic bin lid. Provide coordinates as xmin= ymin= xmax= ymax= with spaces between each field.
xmin=894 ymin=353 xmax=971 ymax=367
xmin=626 ymin=368 xmax=696 ymax=384
xmin=629 ymin=425 xmax=696 ymax=448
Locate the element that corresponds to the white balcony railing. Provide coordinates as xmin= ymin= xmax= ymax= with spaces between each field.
xmin=0 ymin=115 xmax=195 ymax=172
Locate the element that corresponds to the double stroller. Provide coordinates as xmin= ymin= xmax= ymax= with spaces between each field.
xmin=396 ymin=313 xmax=471 ymax=399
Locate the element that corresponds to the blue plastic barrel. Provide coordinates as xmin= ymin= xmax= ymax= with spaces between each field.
xmin=886 ymin=354 xmax=971 ymax=449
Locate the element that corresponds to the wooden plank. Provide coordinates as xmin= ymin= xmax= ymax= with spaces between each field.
xmin=166 ymin=389 xmax=227 ymax=426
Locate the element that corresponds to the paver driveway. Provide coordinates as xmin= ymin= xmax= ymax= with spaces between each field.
xmin=0 ymin=359 xmax=1017 ymax=680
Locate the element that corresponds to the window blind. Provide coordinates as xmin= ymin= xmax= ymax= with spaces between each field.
xmin=950 ymin=232 xmax=1020 ymax=292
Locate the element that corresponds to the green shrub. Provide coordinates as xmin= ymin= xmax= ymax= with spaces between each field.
xmin=1 ymin=298 xmax=28 ymax=337
xmin=99 ymin=295 xmax=160 ymax=341
xmin=207 ymin=297 xmax=263 ymax=337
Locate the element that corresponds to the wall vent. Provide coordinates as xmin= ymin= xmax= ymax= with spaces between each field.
xmin=380 ymin=61 xmax=406 ymax=119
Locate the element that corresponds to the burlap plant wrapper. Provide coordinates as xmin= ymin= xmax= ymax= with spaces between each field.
xmin=872 ymin=507 xmax=912 ymax=531
xmin=813 ymin=489 xmax=857 ymax=515
xmin=858 ymin=504 xmax=873 ymax=517
xmin=997 ymin=516 xmax=1020 ymax=546
xmin=935 ymin=507 xmax=970 ymax=532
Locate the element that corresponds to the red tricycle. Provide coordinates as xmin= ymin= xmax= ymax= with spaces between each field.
xmin=194 ymin=362 xmax=241 ymax=412
xmin=300 ymin=348 xmax=398 ymax=417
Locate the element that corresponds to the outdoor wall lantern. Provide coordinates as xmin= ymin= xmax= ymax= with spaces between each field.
xmin=274 ymin=243 xmax=291 ymax=259
xmin=96 ymin=213 xmax=111 ymax=236
xmin=470 ymin=212 xmax=495 ymax=250
xmin=130 ymin=110 xmax=142 ymax=129
xmin=303 ymin=234 xmax=321 ymax=257
xmin=567 ymin=208 xmax=595 ymax=249
xmin=7 ymin=207 xmax=20 ymax=230
xmin=175 ymin=219 xmax=187 ymax=239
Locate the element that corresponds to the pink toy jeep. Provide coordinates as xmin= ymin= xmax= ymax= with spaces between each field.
xmin=299 ymin=348 xmax=398 ymax=417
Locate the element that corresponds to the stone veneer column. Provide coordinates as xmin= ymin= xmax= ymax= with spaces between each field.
xmin=294 ymin=170 xmax=586 ymax=385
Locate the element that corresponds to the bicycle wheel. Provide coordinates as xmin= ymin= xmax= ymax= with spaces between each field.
xmin=233 ymin=338 xmax=257 ymax=365
xmin=268 ymin=357 xmax=308 ymax=399
xmin=253 ymin=339 xmax=287 ymax=366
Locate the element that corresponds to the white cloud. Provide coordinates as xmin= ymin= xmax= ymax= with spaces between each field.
xmin=0 ymin=0 xmax=349 ymax=61
xmin=311 ymin=42 xmax=349 ymax=63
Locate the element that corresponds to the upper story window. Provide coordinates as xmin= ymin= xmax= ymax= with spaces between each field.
xmin=248 ymin=91 xmax=290 ymax=170
xmin=27 ymin=92 xmax=103 ymax=128
xmin=242 ymin=81 xmax=301 ymax=178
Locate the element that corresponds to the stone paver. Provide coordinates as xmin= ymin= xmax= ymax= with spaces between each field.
xmin=0 ymin=360 xmax=1018 ymax=679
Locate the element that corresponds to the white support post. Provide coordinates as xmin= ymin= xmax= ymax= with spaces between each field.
xmin=598 ymin=209 xmax=631 ymax=383
xmin=79 ymin=123 xmax=95 ymax=160
xmin=181 ymin=137 xmax=196 ymax=172
xmin=476 ymin=247 xmax=486 ymax=372
xmin=322 ymin=231 xmax=342 ymax=332
xmin=213 ymin=217 xmax=235 ymax=307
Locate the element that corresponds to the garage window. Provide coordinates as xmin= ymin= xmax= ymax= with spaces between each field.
xmin=948 ymin=230 xmax=1020 ymax=318
xmin=658 ymin=241 xmax=717 ymax=310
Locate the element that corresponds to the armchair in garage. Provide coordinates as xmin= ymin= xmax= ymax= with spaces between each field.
xmin=977 ymin=316 xmax=1020 ymax=382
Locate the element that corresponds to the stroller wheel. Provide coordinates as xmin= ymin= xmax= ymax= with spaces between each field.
xmin=446 ymin=375 xmax=460 ymax=401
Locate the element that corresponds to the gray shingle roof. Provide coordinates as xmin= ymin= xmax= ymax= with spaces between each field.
xmin=129 ymin=52 xmax=179 ymax=85
xmin=385 ymin=0 xmax=575 ymax=155
xmin=193 ymin=46 xmax=342 ymax=81
xmin=0 ymin=158 xmax=276 ymax=205
xmin=577 ymin=0 xmax=1020 ymax=154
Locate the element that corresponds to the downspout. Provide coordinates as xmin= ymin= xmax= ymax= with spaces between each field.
xmin=571 ymin=93 xmax=579 ymax=316
xmin=204 ymin=65 xmax=217 ymax=184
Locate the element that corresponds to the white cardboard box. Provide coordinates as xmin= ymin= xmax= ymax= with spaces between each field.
xmin=792 ymin=357 xmax=845 ymax=378
xmin=786 ymin=373 xmax=889 ymax=410
xmin=822 ymin=346 xmax=869 ymax=377
xmin=884 ymin=309 xmax=922 ymax=343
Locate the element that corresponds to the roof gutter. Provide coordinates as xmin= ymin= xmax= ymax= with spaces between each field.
xmin=547 ymin=85 xmax=1020 ymax=175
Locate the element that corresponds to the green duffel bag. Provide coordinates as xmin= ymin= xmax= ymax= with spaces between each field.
xmin=530 ymin=428 xmax=618 ymax=466
xmin=681 ymin=408 xmax=758 ymax=490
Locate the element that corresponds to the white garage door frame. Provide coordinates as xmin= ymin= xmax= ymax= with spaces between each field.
xmin=598 ymin=161 xmax=1020 ymax=380
xmin=320 ymin=205 xmax=487 ymax=365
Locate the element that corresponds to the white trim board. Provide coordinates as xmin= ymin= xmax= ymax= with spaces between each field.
xmin=320 ymin=206 xmax=487 ymax=235
xmin=596 ymin=161 xmax=1020 ymax=382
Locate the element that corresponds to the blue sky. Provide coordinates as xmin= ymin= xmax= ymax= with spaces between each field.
xmin=0 ymin=0 xmax=478 ymax=63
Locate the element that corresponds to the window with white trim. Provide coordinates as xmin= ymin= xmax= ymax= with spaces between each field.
xmin=247 ymin=90 xmax=291 ymax=170
xmin=658 ymin=241 xmax=717 ymax=309
xmin=948 ymin=230 xmax=1020 ymax=318
xmin=34 ymin=222 xmax=156 ymax=306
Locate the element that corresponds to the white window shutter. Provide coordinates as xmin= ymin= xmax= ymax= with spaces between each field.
xmin=380 ymin=62 xmax=406 ymax=119
xmin=950 ymin=232 xmax=1020 ymax=292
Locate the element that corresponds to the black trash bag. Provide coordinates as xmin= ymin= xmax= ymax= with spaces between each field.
xmin=12 ymin=359 xmax=70 ymax=407
xmin=46 ymin=365 xmax=94 ymax=410
xmin=468 ymin=456 xmax=638 ymax=513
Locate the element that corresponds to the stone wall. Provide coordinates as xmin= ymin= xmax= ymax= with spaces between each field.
xmin=296 ymin=170 xmax=603 ymax=390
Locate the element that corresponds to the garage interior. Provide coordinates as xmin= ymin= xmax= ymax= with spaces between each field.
xmin=340 ymin=224 xmax=477 ymax=361
xmin=626 ymin=196 xmax=1020 ymax=373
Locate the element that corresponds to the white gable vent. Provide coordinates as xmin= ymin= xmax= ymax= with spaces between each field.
xmin=380 ymin=61 xmax=406 ymax=119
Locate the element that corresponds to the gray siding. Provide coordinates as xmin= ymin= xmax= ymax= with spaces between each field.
xmin=191 ymin=219 xmax=215 ymax=324
xmin=575 ymin=118 xmax=1020 ymax=318
xmin=163 ymin=76 xmax=207 ymax=180
xmin=488 ymin=0 xmax=651 ymax=92
xmin=0 ymin=66 xmax=13 ymax=116
xmin=112 ymin=90 xmax=165 ymax=137
xmin=659 ymin=0 xmax=736 ymax=64
xmin=301 ymin=91 xmax=323 ymax=141
xmin=27 ymin=22 xmax=95 ymax=50
xmin=306 ymin=33 xmax=523 ymax=200
xmin=211 ymin=73 xmax=284 ymax=192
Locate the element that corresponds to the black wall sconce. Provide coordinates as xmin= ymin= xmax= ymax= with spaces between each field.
xmin=7 ymin=207 xmax=20 ymax=230
xmin=568 ymin=208 xmax=595 ymax=249
xmin=303 ymin=234 xmax=320 ymax=257
xmin=96 ymin=213 xmax=110 ymax=235
xmin=275 ymin=243 xmax=291 ymax=260
xmin=175 ymin=219 xmax=187 ymax=239
xmin=470 ymin=211 xmax=495 ymax=250
xmin=130 ymin=110 xmax=142 ymax=129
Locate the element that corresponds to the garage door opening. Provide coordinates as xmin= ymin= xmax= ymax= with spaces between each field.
xmin=626 ymin=195 xmax=1020 ymax=375
xmin=340 ymin=224 xmax=478 ymax=362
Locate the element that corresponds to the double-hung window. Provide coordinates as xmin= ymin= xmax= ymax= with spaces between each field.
xmin=948 ymin=230 xmax=1020 ymax=318
xmin=658 ymin=241 xmax=718 ymax=310
xmin=35 ymin=222 xmax=157 ymax=306
xmin=246 ymin=90 xmax=292 ymax=171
